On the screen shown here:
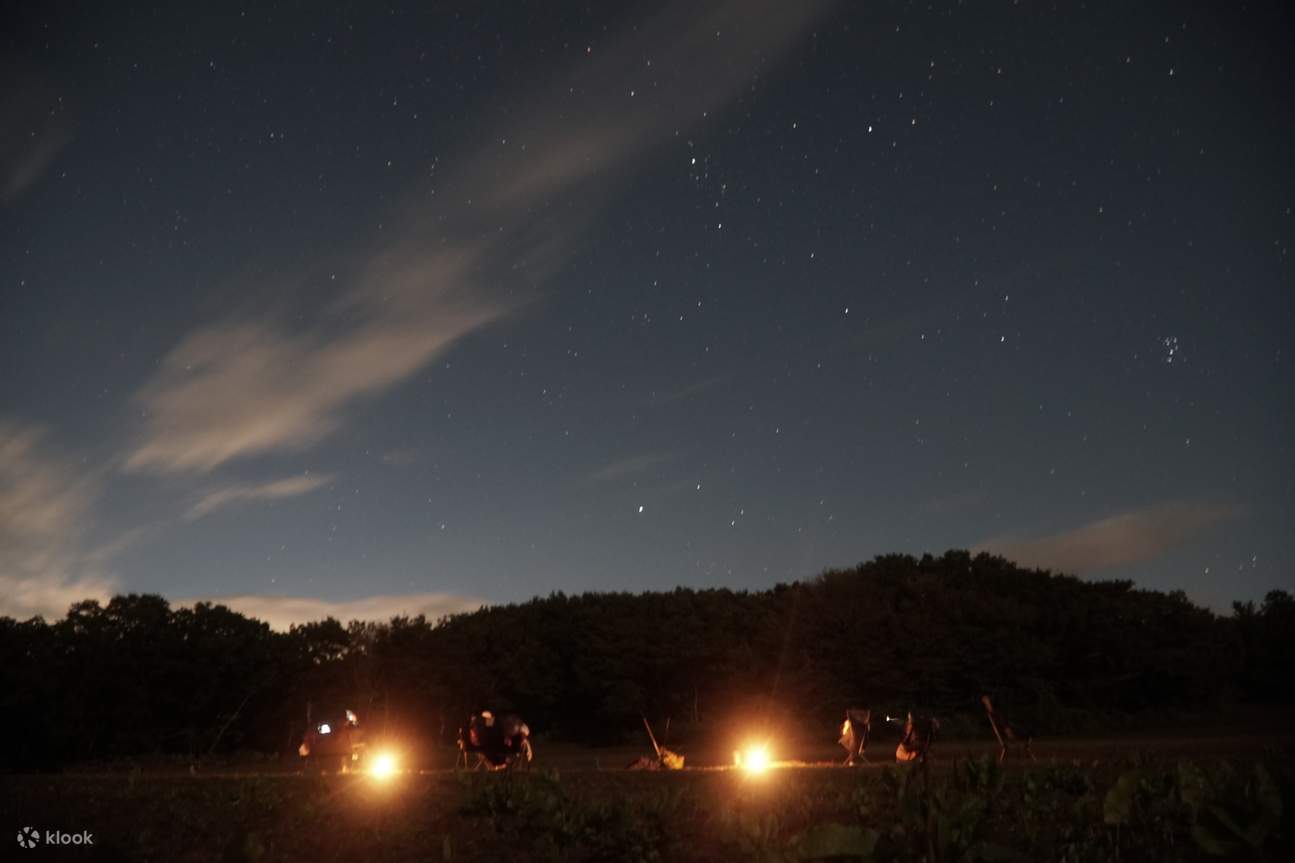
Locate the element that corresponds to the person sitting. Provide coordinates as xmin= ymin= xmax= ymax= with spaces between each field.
xmin=895 ymin=712 xmax=939 ymax=763
xmin=459 ymin=711 xmax=534 ymax=769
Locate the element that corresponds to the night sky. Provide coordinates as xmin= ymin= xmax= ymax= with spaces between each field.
xmin=2 ymin=1 xmax=1291 ymax=627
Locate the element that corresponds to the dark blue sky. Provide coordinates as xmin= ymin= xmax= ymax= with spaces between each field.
xmin=2 ymin=0 xmax=1291 ymax=626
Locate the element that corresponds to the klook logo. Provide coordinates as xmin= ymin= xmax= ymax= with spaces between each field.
xmin=15 ymin=827 xmax=95 ymax=849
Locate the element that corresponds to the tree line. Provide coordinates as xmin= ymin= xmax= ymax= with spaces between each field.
xmin=2 ymin=550 xmax=1291 ymax=768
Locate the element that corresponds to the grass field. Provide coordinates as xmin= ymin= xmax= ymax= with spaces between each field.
xmin=4 ymin=733 xmax=1291 ymax=861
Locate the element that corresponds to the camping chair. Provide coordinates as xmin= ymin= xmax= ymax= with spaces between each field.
xmin=838 ymin=708 xmax=871 ymax=765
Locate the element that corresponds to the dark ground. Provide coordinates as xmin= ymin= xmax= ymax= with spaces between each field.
xmin=4 ymin=724 xmax=1293 ymax=862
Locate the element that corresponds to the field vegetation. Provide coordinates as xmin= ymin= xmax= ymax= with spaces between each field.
xmin=3 ymin=749 xmax=1290 ymax=861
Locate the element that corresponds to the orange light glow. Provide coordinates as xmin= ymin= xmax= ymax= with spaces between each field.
xmin=369 ymin=751 xmax=398 ymax=780
xmin=735 ymin=744 xmax=772 ymax=774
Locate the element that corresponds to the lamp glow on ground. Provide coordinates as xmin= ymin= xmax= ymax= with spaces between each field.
xmin=735 ymin=744 xmax=772 ymax=775
xmin=369 ymin=751 xmax=398 ymax=780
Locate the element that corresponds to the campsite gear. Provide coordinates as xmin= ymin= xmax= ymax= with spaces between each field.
xmin=838 ymin=708 xmax=871 ymax=765
xmin=298 ymin=706 xmax=365 ymax=772
xmin=628 ymin=716 xmax=685 ymax=770
xmin=981 ymin=695 xmax=1036 ymax=763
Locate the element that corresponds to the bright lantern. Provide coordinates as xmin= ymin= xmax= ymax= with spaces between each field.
xmin=735 ymin=744 xmax=771 ymax=774
xmin=369 ymin=751 xmax=397 ymax=780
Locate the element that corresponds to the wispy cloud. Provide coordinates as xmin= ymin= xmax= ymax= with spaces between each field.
xmin=124 ymin=0 xmax=827 ymax=475
xmin=184 ymin=473 xmax=334 ymax=521
xmin=124 ymin=291 xmax=503 ymax=473
xmin=177 ymin=592 xmax=486 ymax=631
xmin=8 ymin=1 xmax=832 ymax=616
xmin=974 ymin=500 xmax=1244 ymax=573
xmin=589 ymin=452 xmax=675 ymax=482
xmin=0 ymin=421 xmax=116 ymax=620
xmin=0 ymin=573 xmax=116 ymax=623
xmin=0 ymin=70 xmax=73 ymax=204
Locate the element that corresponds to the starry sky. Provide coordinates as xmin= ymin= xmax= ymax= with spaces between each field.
xmin=2 ymin=0 xmax=1291 ymax=627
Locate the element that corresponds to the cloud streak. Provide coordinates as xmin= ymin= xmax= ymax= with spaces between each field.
xmin=184 ymin=473 xmax=334 ymax=521
xmin=177 ymin=592 xmax=487 ymax=631
xmin=974 ymin=500 xmax=1243 ymax=574
xmin=6 ymin=1 xmax=833 ymax=617
xmin=0 ymin=70 xmax=73 ymax=204
xmin=125 ymin=291 xmax=502 ymax=473
xmin=124 ymin=0 xmax=827 ymax=475
xmin=0 ymin=421 xmax=117 ymax=620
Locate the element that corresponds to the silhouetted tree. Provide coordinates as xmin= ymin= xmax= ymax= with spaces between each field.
xmin=0 ymin=553 xmax=1285 ymax=768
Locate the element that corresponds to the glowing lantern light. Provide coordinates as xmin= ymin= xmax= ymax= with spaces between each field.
xmin=735 ymin=744 xmax=772 ymax=775
xmin=369 ymin=751 xmax=398 ymax=780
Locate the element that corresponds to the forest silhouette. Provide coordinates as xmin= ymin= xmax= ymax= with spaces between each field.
xmin=3 ymin=550 xmax=1290 ymax=768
